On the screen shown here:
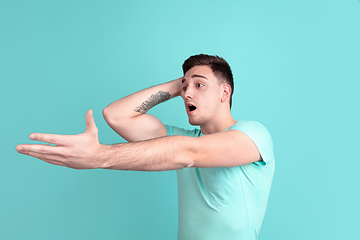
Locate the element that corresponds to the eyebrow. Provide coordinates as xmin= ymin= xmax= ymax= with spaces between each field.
xmin=182 ymin=74 xmax=208 ymax=84
xmin=192 ymin=74 xmax=208 ymax=80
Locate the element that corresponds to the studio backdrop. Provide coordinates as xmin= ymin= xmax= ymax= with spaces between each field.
xmin=1 ymin=0 xmax=359 ymax=239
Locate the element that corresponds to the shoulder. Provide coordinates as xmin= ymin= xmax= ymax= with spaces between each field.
xmin=228 ymin=121 xmax=275 ymax=166
xmin=166 ymin=125 xmax=201 ymax=137
xmin=229 ymin=121 xmax=271 ymax=140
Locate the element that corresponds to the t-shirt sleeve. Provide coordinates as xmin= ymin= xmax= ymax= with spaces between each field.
xmin=166 ymin=125 xmax=200 ymax=137
xmin=228 ymin=121 xmax=275 ymax=166
xmin=166 ymin=125 xmax=175 ymax=136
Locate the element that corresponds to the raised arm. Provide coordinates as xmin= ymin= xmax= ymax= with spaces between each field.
xmin=103 ymin=78 xmax=183 ymax=142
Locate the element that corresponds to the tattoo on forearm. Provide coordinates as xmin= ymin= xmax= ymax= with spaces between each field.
xmin=135 ymin=91 xmax=171 ymax=114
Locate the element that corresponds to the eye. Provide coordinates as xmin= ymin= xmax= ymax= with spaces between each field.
xmin=196 ymin=83 xmax=204 ymax=88
xmin=182 ymin=86 xmax=187 ymax=91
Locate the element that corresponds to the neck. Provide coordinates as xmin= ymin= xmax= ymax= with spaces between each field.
xmin=200 ymin=109 xmax=236 ymax=135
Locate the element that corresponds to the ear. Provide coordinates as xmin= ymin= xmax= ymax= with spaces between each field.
xmin=220 ymin=84 xmax=231 ymax=103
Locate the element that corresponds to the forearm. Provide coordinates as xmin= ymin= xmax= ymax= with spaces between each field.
xmin=103 ymin=78 xmax=182 ymax=120
xmin=99 ymin=135 xmax=195 ymax=171
xmin=16 ymin=110 xmax=195 ymax=171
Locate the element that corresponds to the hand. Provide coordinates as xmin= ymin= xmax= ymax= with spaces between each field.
xmin=173 ymin=77 xmax=185 ymax=97
xmin=16 ymin=110 xmax=104 ymax=169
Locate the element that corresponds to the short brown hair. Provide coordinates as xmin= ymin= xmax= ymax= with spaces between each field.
xmin=182 ymin=54 xmax=234 ymax=108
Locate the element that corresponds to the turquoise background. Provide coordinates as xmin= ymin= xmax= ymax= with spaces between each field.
xmin=1 ymin=0 xmax=359 ymax=239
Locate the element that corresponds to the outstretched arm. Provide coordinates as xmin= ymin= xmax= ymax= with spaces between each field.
xmin=16 ymin=110 xmax=261 ymax=170
xmin=16 ymin=110 xmax=192 ymax=170
xmin=103 ymin=78 xmax=183 ymax=142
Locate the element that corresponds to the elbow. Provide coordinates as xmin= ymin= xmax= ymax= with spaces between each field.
xmin=175 ymin=137 xmax=198 ymax=169
xmin=179 ymin=154 xmax=194 ymax=168
xmin=102 ymin=107 xmax=110 ymax=123
xmin=185 ymin=159 xmax=195 ymax=168
xmin=102 ymin=106 xmax=116 ymax=127
xmin=102 ymin=106 xmax=132 ymax=135
xmin=174 ymin=154 xmax=194 ymax=169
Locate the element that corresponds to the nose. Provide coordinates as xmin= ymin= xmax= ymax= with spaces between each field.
xmin=184 ymin=86 xmax=193 ymax=99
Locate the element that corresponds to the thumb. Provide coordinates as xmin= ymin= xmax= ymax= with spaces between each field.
xmin=85 ymin=109 xmax=97 ymax=133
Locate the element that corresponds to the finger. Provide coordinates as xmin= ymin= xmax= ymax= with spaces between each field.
xmin=18 ymin=150 xmax=67 ymax=167
xmin=85 ymin=109 xmax=97 ymax=132
xmin=42 ymin=159 xmax=66 ymax=167
xmin=16 ymin=144 xmax=68 ymax=157
xmin=28 ymin=133 xmax=69 ymax=146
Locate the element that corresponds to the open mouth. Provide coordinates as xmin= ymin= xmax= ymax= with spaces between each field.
xmin=188 ymin=104 xmax=196 ymax=112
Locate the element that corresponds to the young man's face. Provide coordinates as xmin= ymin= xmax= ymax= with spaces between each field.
xmin=181 ymin=65 xmax=224 ymax=126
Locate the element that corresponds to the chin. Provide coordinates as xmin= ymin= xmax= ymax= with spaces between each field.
xmin=188 ymin=116 xmax=206 ymax=126
xmin=189 ymin=121 xmax=200 ymax=126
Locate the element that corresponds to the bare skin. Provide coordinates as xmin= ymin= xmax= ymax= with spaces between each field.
xmin=102 ymin=78 xmax=182 ymax=142
xmin=16 ymin=66 xmax=261 ymax=170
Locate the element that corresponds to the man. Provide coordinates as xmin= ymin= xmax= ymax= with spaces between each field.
xmin=16 ymin=54 xmax=275 ymax=239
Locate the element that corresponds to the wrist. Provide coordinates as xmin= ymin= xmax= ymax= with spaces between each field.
xmin=169 ymin=77 xmax=183 ymax=97
xmin=94 ymin=144 xmax=113 ymax=169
